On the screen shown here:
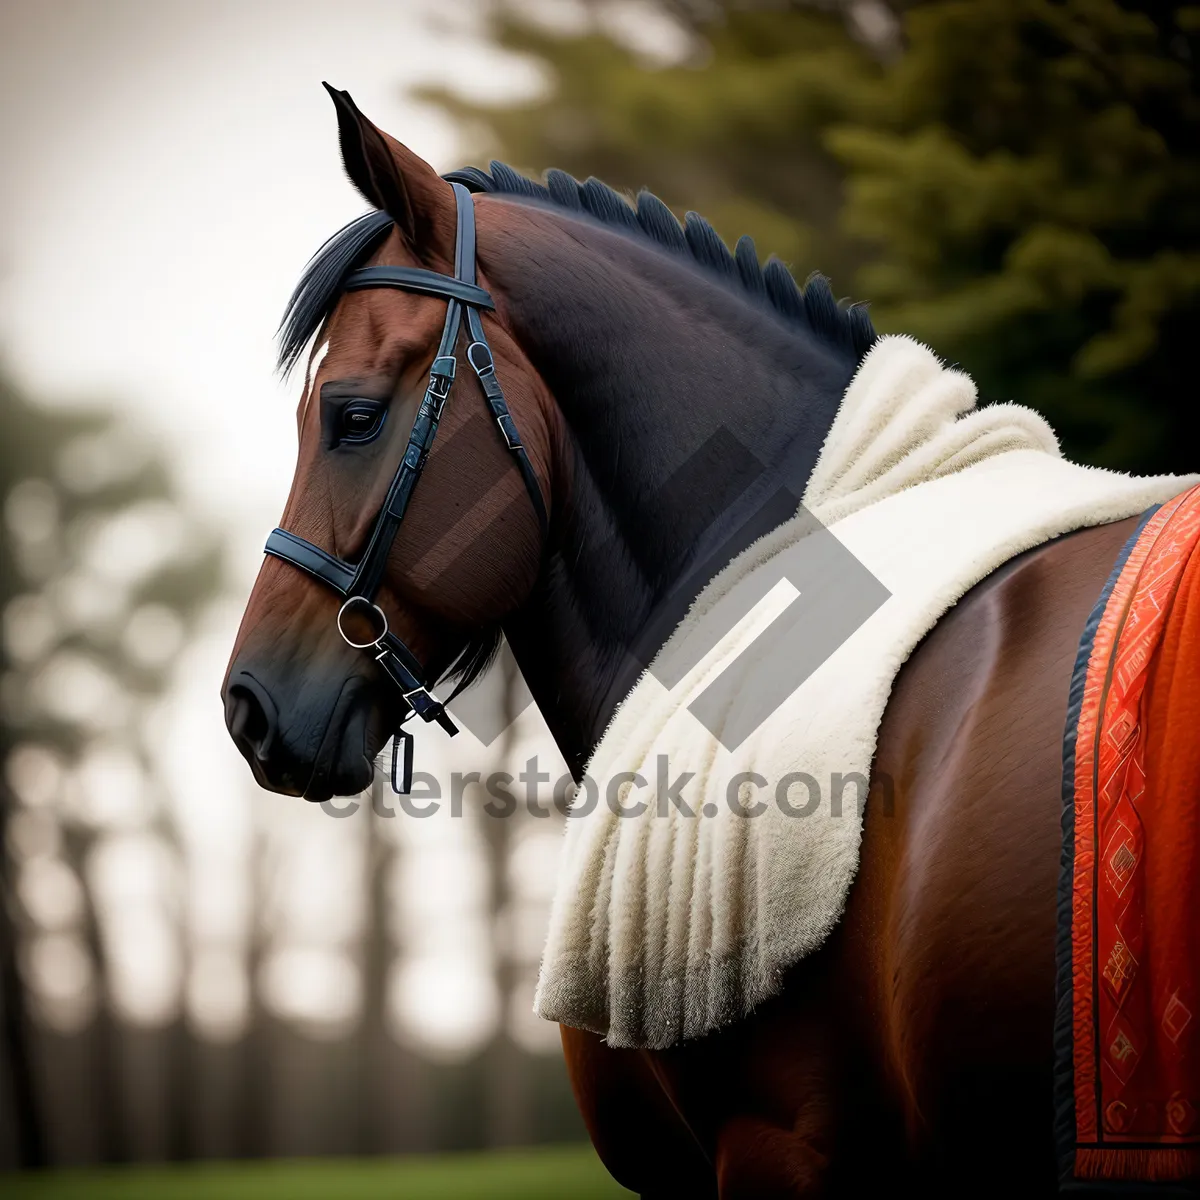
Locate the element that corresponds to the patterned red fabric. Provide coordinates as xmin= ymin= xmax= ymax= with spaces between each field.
xmin=1069 ymin=484 xmax=1200 ymax=1183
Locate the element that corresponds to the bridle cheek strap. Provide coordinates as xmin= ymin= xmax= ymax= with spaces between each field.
xmin=262 ymin=181 xmax=547 ymax=793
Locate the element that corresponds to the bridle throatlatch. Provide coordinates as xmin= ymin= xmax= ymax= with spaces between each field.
xmin=263 ymin=182 xmax=548 ymax=794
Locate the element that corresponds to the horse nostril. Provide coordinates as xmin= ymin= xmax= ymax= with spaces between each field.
xmin=225 ymin=672 xmax=278 ymax=761
xmin=229 ymin=689 xmax=267 ymax=749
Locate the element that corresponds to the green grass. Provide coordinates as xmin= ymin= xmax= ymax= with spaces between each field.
xmin=1 ymin=1144 xmax=634 ymax=1200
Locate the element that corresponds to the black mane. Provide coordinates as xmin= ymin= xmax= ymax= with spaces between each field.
xmin=448 ymin=162 xmax=876 ymax=361
xmin=278 ymin=163 xmax=876 ymax=375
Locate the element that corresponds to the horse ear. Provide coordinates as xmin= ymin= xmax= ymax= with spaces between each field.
xmin=323 ymin=83 xmax=443 ymax=251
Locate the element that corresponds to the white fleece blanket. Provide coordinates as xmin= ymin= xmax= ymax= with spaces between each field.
xmin=533 ymin=335 xmax=1194 ymax=1049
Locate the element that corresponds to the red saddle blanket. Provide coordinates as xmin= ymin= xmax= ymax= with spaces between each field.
xmin=1057 ymin=484 xmax=1200 ymax=1189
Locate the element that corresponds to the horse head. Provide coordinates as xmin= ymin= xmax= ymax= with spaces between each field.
xmin=225 ymin=85 xmax=872 ymax=800
xmin=223 ymin=87 xmax=553 ymax=801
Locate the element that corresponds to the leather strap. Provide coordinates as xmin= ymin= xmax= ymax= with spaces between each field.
xmin=465 ymin=307 xmax=549 ymax=534
xmin=343 ymin=266 xmax=494 ymax=310
xmin=265 ymin=528 xmax=355 ymax=593
xmin=263 ymin=180 xmax=546 ymax=755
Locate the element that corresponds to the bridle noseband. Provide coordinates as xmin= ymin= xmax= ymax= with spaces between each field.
xmin=263 ymin=182 xmax=548 ymax=793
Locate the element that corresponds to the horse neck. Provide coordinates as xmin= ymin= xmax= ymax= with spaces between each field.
xmin=483 ymin=206 xmax=857 ymax=775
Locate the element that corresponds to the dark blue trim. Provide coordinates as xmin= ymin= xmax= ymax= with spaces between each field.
xmin=1055 ymin=506 xmax=1161 ymax=1192
xmin=1062 ymin=1183 xmax=1200 ymax=1197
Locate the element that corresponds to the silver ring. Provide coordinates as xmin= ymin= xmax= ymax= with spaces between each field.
xmin=336 ymin=596 xmax=388 ymax=649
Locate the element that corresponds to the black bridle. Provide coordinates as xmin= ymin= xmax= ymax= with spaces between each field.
xmin=263 ymin=182 xmax=548 ymax=793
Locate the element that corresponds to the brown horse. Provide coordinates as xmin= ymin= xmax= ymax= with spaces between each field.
xmin=223 ymin=93 xmax=1167 ymax=1196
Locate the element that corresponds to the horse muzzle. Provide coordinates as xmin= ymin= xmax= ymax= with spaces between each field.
xmin=223 ymin=665 xmax=378 ymax=802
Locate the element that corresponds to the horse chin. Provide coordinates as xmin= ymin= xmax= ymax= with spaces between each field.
xmin=299 ymin=687 xmax=385 ymax=803
xmin=301 ymin=755 xmax=374 ymax=804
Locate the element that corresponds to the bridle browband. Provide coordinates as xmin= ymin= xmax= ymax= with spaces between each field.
xmin=263 ymin=182 xmax=547 ymax=793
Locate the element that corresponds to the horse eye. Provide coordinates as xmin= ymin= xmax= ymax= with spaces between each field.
xmin=339 ymin=402 xmax=385 ymax=444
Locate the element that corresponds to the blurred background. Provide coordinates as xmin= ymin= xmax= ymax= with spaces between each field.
xmin=1 ymin=0 xmax=1196 ymax=1193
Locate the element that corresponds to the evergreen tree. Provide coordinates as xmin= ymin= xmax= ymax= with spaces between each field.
xmin=828 ymin=0 xmax=1200 ymax=469
xmin=432 ymin=1 xmax=1200 ymax=471
xmin=427 ymin=5 xmax=876 ymax=293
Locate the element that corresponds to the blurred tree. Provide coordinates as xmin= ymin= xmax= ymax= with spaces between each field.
xmin=0 ymin=368 xmax=221 ymax=1165
xmin=482 ymin=649 xmax=529 ymax=1150
xmin=431 ymin=0 xmax=1199 ymax=471
xmin=428 ymin=2 xmax=877 ymax=293
xmin=828 ymin=0 xmax=1200 ymax=469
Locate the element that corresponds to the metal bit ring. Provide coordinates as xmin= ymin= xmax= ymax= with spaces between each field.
xmin=336 ymin=596 xmax=389 ymax=649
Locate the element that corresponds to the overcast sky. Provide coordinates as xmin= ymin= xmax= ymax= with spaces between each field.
xmin=0 ymin=0 xmax=575 ymax=1052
